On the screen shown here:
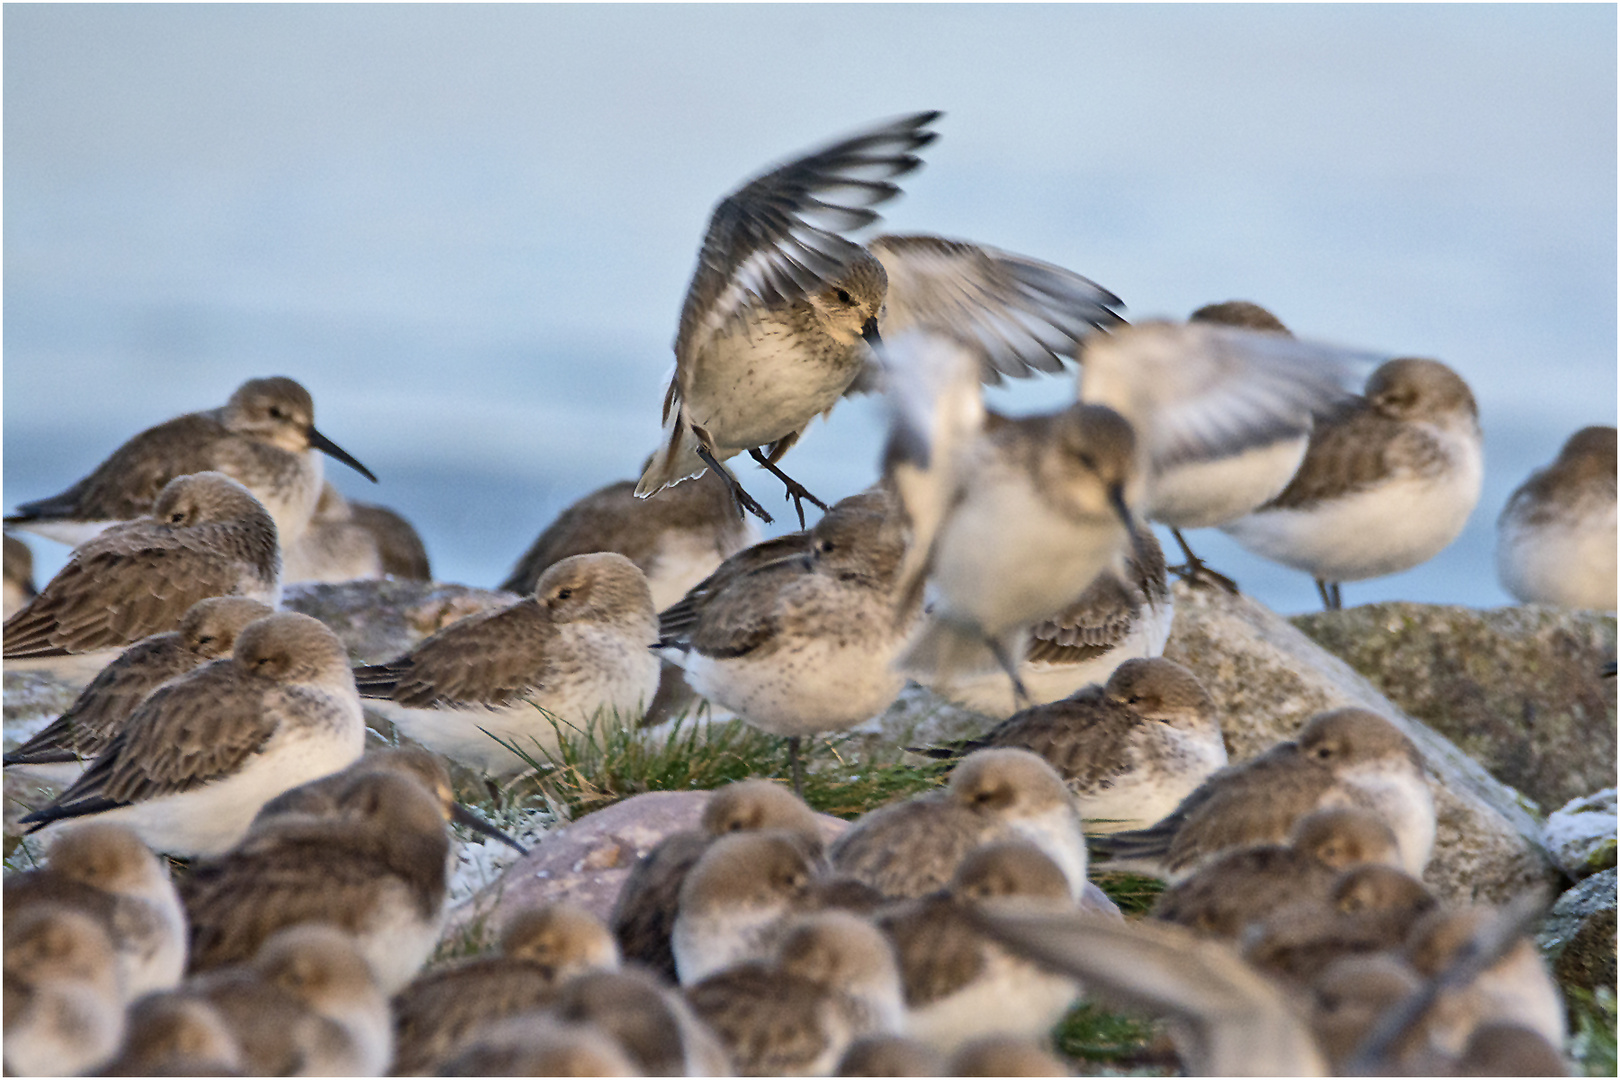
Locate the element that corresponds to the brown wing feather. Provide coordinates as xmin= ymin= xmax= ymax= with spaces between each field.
xmin=659 ymin=531 xmax=810 ymax=643
xmin=829 ymin=796 xmax=984 ymax=899
xmin=3 ymin=521 xmax=268 ymax=657
xmin=11 ymin=414 xmax=229 ymax=524
xmin=34 ymin=662 xmax=275 ymax=816
xmin=353 ymin=600 xmax=556 ymax=708
xmin=685 ymin=965 xmax=833 ymax=1074
xmin=390 ymin=959 xmax=560 ymax=1075
xmin=610 ymin=830 xmax=710 ymax=983
xmin=1263 ymin=401 xmax=1429 ymax=510
xmin=879 ymin=897 xmax=987 ymax=1005
xmin=6 ymin=634 xmax=194 ymax=763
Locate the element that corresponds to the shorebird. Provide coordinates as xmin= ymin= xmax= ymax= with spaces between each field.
xmin=5 ymin=596 xmax=274 ymax=782
xmin=1496 ymin=425 xmax=1616 ymax=609
xmin=835 ymin=1033 xmax=945 ymax=1076
xmin=502 ymin=466 xmax=756 ymax=610
xmin=250 ymin=743 xmax=527 ymax=853
xmin=1151 ymin=806 xmax=1403 ymax=940
xmin=2 ymin=906 xmax=128 ymax=1077
xmin=830 ymin=747 xmax=1088 ymax=901
xmin=685 ymin=910 xmax=906 ymax=1075
xmin=1221 ymin=357 xmax=1483 ymax=610
xmin=550 ymin=967 xmax=733 ymax=1076
xmin=918 ymin=523 xmax=1174 ymax=718
xmin=612 ymin=778 xmax=824 ymax=982
xmin=353 ymin=552 xmax=661 ymax=775
xmin=946 ymin=1035 xmax=1073 ymax=1077
xmin=659 ymin=487 xmax=919 ymax=793
xmin=881 ymin=320 xmax=1360 ymax=695
xmin=974 ymin=907 xmax=1330 ymax=1076
xmin=1089 ymin=707 xmax=1434 ymax=882
xmin=181 ymin=769 xmax=455 ymax=993
xmin=1148 ymin=301 xmax=1308 ymax=591
xmin=18 ymin=611 xmax=365 ymax=858
xmin=4 ymin=822 xmax=188 ymax=999
xmin=180 ymin=923 xmax=392 ymax=1076
xmin=281 ymin=481 xmax=433 ymax=584
xmin=6 ymin=375 xmax=375 ymax=550
xmin=636 ymin=110 xmax=1124 ymax=526
xmin=921 ymin=657 xmax=1226 ymax=832
xmin=876 ymin=841 xmax=1081 ymax=1053
xmin=97 ymin=993 xmax=245 ymax=1077
xmin=2 ymin=472 xmax=281 ymax=679
xmin=390 ymin=902 xmax=621 ymax=1075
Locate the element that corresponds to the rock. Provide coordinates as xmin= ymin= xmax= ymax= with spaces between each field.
xmin=1537 ymin=867 xmax=1617 ymax=993
xmin=1291 ymin=602 xmax=1616 ymax=811
xmin=281 ymin=579 xmax=515 ymax=664
xmin=1544 ymin=789 xmax=1618 ymax=880
xmin=1159 ymin=583 xmax=1556 ymax=905
xmin=441 ymin=789 xmax=1121 ymax=952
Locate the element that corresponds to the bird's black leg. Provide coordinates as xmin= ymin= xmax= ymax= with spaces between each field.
xmin=786 ymin=736 xmax=806 ymax=798
xmin=1316 ymin=578 xmax=1343 ymax=611
xmin=1168 ymin=527 xmax=1240 ymax=594
xmin=696 ymin=444 xmax=773 ymax=525
xmin=748 ymin=449 xmax=828 ymax=530
xmin=987 ymin=635 xmax=1032 ymax=710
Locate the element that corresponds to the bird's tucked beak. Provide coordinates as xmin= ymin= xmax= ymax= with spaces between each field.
xmin=450 ymin=801 xmax=529 ymax=855
xmin=307 ymin=427 xmax=379 ymax=483
xmin=861 ymin=317 xmax=882 ymax=349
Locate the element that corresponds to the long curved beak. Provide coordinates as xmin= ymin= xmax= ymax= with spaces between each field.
xmin=1107 ymin=482 xmax=1136 ymax=533
xmin=450 ymin=801 xmax=529 ymax=855
xmin=861 ymin=316 xmax=883 ymax=349
xmin=307 ymin=426 xmax=379 ymax=483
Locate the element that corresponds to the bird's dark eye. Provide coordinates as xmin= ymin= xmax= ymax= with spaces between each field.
xmin=835 ymin=288 xmax=852 ymax=305
xmin=817 ymin=540 xmax=835 ymax=555
xmin=555 ymin=587 xmax=574 ymax=601
xmin=169 ymin=512 xmax=187 ymax=525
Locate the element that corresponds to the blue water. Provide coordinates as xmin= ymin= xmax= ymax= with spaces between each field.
xmin=5 ymin=5 xmax=1615 ymax=614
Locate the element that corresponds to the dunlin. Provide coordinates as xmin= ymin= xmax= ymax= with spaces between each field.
xmin=1496 ymin=425 xmax=1616 ymax=609
xmin=877 ymin=841 xmax=1080 ymax=1052
xmin=435 ymin=1014 xmax=639 ymax=1076
xmin=98 ymin=992 xmax=245 ymax=1076
xmin=2 ymin=907 xmax=127 ymax=1077
xmin=182 ymin=769 xmax=453 ymax=993
xmin=924 ymin=657 xmax=1226 ymax=832
xmin=670 ymin=827 xmax=823 ymax=985
xmin=919 ymin=524 xmax=1174 ymax=718
xmin=1221 ymin=357 xmax=1483 ymax=610
xmin=4 ymin=532 xmax=36 ymax=617
xmin=1307 ymin=953 xmax=1428 ymax=1072
xmin=685 ymin=910 xmax=906 ymax=1076
xmin=1241 ymin=864 xmax=1438 ymax=986
xmin=183 ymin=923 xmax=392 ymax=1076
xmin=2 ymin=472 xmax=281 ymax=677
xmin=4 ymin=822 xmax=188 ymax=998
xmin=1148 ymin=301 xmax=1306 ymax=591
xmin=661 ymin=487 xmax=918 ymax=791
xmin=1152 ymin=806 xmax=1402 ymax=940
xmin=4 ymin=596 xmax=274 ymax=780
xmin=637 ymin=111 xmax=1124 ymax=526
xmin=884 ymin=319 xmax=1357 ymax=691
xmin=1451 ymin=1022 xmax=1569 ymax=1076
xmin=251 ymin=743 xmax=527 ymax=853
xmin=5 ymin=375 xmax=375 ymax=550
xmin=1403 ymin=904 xmax=1567 ymax=1057
xmin=390 ymin=902 xmax=621 ymax=1075
xmin=974 ymin=907 xmax=1329 ymax=1076
xmin=503 ymin=467 xmax=756 ymax=610
xmin=354 ymin=552 xmax=660 ymax=775
xmin=1090 ymin=707 xmax=1434 ymax=881
xmin=612 ymin=778 xmax=823 ymax=982
xmin=19 ymin=611 xmax=365 ymax=858
xmin=550 ymin=967 xmax=733 ymax=1076
xmin=830 ymin=748 xmax=1088 ymax=901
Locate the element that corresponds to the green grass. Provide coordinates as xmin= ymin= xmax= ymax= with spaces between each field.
xmin=1090 ymin=871 xmax=1165 ymax=917
xmin=1569 ymin=986 xmax=1617 ymax=1077
xmin=488 ymin=705 xmax=947 ymax=821
xmin=1053 ymin=1000 xmax=1171 ymax=1074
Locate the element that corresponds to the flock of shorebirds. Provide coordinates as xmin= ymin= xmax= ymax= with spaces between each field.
xmin=2 ymin=111 xmax=1614 ymax=1076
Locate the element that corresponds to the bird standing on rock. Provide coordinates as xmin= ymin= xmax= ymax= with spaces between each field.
xmin=636 ymin=110 xmax=1124 ymax=525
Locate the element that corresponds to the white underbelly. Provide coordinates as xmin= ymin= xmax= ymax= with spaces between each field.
xmin=1497 ymin=507 xmax=1617 ymax=609
xmin=1148 ymin=435 xmax=1308 ymax=529
xmin=686 ymin=324 xmax=858 ymax=453
xmin=684 ymin=637 xmax=906 ymax=737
